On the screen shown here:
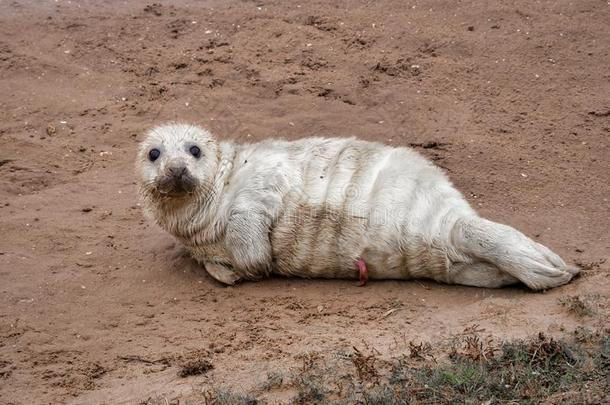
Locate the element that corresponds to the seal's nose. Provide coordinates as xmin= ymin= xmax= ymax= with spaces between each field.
xmin=168 ymin=165 xmax=188 ymax=178
xmin=158 ymin=161 xmax=196 ymax=195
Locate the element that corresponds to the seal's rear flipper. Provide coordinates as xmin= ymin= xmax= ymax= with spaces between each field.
xmin=450 ymin=216 xmax=579 ymax=290
xmin=204 ymin=262 xmax=241 ymax=285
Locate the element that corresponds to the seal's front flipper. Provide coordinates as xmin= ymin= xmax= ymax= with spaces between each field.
xmin=204 ymin=262 xmax=241 ymax=285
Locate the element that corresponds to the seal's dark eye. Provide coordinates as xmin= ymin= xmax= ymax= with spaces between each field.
xmin=148 ymin=148 xmax=161 ymax=162
xmin=189 ymin=145 xmax=201 ymax=158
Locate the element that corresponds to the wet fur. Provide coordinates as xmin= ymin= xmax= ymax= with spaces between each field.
xmin=137 ymin=124 xmax=579 ymax=290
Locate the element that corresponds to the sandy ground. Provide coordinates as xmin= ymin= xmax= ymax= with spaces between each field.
xmin=0 ymin=0 xmax=608 ymax=403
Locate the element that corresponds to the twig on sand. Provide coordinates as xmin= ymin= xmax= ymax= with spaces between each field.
xmin=379 ymin=308 xmax=401 ymax=319
xmin=117 ymin=355 xmax=172 ymax=366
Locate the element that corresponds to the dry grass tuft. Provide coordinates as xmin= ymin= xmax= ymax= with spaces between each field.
xmin=559 ymin=294 xmax=600 ymax=317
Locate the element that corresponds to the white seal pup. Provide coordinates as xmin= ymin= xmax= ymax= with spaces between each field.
xmin=137 ymin=123 xmax=579 ymax=290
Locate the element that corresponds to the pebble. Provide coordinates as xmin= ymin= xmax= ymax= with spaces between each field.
xmin=46 ymin=124 xmax=56 ymax=136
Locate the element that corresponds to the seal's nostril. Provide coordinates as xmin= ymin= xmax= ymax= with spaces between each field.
xmin=168 ymin=166 xmax=188 ymax=177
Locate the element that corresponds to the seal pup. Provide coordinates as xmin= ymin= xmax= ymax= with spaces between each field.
xmin=137 ymin=123 xmax=579 ymax=290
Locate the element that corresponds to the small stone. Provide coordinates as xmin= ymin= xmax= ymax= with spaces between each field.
xmin=410 ymin=64 xmax=422 ymax=75
xmin=46 ymin=124 xmax=56 ymax=136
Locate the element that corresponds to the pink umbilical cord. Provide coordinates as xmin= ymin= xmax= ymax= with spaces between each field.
xmin=356 ymin=258 xmax=368 ymax=286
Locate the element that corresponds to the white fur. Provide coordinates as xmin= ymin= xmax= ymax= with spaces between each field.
xmin=137 ymin=123 xmax=579 ymax=290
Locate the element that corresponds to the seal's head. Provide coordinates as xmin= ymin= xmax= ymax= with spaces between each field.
xmin=137 ymin=124 xmax=219 ymax=205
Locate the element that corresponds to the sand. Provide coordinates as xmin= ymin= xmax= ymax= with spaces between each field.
xmin=0 ymin=0 xmax=608 ymax=402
